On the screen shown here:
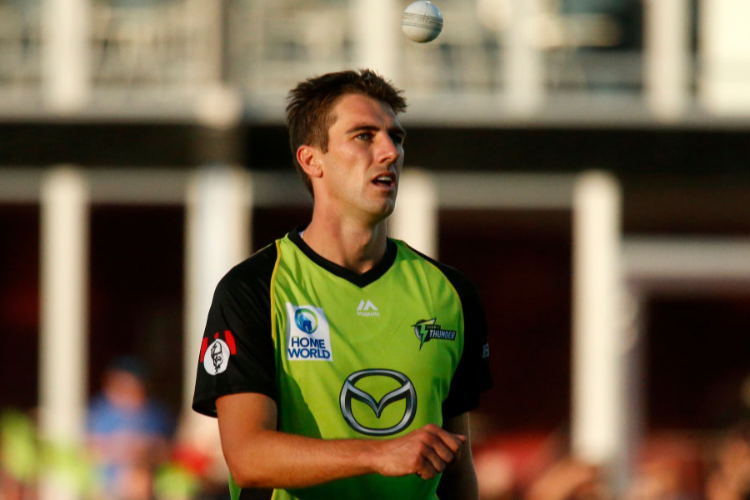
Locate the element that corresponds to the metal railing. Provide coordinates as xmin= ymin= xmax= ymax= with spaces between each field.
xmin=90 ymin=0 xmax=216 ymax=86
xmin=0 ymin=0 xmax=651 ymax=94
xmin=0 ymin=0 xmax=42 ymax=89
xmin=11 ymin=0 xmax=745 ymax=121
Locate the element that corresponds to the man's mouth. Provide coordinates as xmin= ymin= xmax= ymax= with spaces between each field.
xmin=372 ymin=173 xmax=396 ymax=188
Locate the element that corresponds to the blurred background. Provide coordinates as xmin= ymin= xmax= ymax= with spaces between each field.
xmin=2 ymin=0 xmax=750 ymax=499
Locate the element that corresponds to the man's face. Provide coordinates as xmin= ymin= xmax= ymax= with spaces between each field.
xmin=314 ymin=93 xmax=406 ymax=222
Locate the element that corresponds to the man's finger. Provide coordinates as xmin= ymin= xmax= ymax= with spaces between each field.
xmin=421 ymin=443 xmax=449 ymax=475
xmin=424 ymin=433 xmax=456 ymax=464
xmin=413 ymin=452 xmax=441 ymax=480
xmin=431 ymin=427 xmax=465 ymax=454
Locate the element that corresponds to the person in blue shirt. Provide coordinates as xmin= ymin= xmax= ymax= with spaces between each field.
xmin=88 ymin=357 xmax=174 ymax=500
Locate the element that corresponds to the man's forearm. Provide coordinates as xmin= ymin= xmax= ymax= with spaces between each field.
xmin=217 ymin=393 xmax=465 ymax=490
xmin=226 ymin=429 xmax=379 ymax=489
xmin=225 ymin=425 xmax=467 ymax=489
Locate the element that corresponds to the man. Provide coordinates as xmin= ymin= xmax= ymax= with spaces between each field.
xmin=88 ymin=357 xmax=173 ymax=500
xmin=192 ymin=69 xmax=492 ymax=500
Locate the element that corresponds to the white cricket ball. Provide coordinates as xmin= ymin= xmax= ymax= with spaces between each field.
xmin=402 ymin=1 xmax=444 ymax=43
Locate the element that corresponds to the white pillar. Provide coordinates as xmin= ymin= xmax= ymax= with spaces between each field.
xmin=184 ymin=166 xmax=251 ymax=409
xmin=352 ymin=0 xmax=399 ymax=80
xmin=41 ymin=0 xmax=90 ymax=111
xmin=39 ymin=167 xmax=89 ymax=500
xmin=389 ymin=169 xmax=438 ymax=258
xmin=504 ymin=0 xmax=544 ymax=115
xmin=700 ymin=0 xmax=750 ymax=114
xmin=571 ymin=171 xmax=623 ymax=468
xmin=645 ymin=0 xmax=690 ymax=119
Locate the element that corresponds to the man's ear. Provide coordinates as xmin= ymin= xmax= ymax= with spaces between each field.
xmin=296 ymin=145 xmax=323 ymax=179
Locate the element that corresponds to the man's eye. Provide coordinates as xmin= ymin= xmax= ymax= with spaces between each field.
xmin=356 ymin=133 xmax=372 ymax=141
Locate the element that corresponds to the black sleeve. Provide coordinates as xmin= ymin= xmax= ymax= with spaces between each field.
xmin=439 ymin=268 xmax=492 ymax=418
xmin=192 ymin=244 xmax=278 ymax=418
xmin=406 ymin=246 xmax=492 ymax=418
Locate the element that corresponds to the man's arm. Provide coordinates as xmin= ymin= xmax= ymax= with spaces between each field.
xmin=436 ymin=412 xmax=479 ymax=500
xmin=216 ymin=392 xmax=467 ymax=489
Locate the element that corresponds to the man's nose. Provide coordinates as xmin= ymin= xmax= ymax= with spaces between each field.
xmin=377 ymin=134 xmax=401 ymax=164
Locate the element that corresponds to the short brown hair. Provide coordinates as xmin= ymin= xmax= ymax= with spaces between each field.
xmin=286 ymin=69 xmax=407 ymax=196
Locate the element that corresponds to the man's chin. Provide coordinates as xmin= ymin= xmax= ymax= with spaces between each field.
xmin=350 ymin=193 xmax=397 ymax=224
xmin=362 ymin=203 xmax=395 ymax=226
xmin=380 ymin=200 xmax=397 ymax=218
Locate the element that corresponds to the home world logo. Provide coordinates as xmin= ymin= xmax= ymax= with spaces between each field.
xmin=286 ymin=303 xmax=333 ymax=361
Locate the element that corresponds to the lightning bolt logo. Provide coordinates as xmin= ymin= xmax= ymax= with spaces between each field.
xmin=413 ymin=318 xmax=437 ymax=350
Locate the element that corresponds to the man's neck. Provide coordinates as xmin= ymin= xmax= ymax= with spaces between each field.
xmin=301 ymin=214 xmax=388 ymax=275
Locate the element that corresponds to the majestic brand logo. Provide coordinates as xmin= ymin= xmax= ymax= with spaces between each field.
xmin=357 ymin=300 xmax=380 ymax=317
xmin=340 ymin=369 xmax=417 ymax=436
xmin=200 ymin=330 xmax=237 ymax=375
xmin=413 ymin=318 xmax=457 ymax=350
xmin=287 ymin=304 xmax=333 ymax=361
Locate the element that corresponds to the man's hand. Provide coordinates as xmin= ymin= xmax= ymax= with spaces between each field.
xmin=372 ymin=423 xmax=466 ymax=480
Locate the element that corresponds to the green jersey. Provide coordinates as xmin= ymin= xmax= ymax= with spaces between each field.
xmin=193 ymin=230 xmax=491 ymax=500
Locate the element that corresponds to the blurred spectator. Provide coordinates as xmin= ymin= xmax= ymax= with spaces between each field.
xmin=474 ymin=431 xmax=562 ymax=500
xmin=627 ymin=433 xmax=702 ymax=500
xmin=707 ymin=423 xmax=750 ymax=500
xmin=474 ymin=449 xmax=516 ymax=500
xmin=474 ymin=430 xmax=613 ymax=500
xmin=87 ymin=356 xmax=174 ymax=500
xmin=527 ymin=457 xmax=610 ymax=500
xmin=628 ymin=460 xmax=686 ymax=500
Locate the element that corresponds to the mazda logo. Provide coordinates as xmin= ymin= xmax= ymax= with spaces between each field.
xmin=339 ymin=369 xmax=417 ymax=436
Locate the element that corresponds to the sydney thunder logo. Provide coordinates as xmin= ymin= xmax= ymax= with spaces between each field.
xmin=412 ymin=318 xmax=456 ymax=350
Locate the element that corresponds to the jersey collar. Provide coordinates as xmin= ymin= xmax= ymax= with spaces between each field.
xmin=288 ymin=228 xmax=397 ymax=288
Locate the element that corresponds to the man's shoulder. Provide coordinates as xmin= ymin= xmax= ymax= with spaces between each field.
xmin=216 ymin=242 xmax=280 ymax=297
xmin=392 ymin=239 xmax=478 ymax=295
xmin=231 ymin=241 xmax=279 ymax=274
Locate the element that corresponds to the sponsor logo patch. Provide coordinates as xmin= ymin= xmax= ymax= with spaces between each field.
xmin=357 ymin=299 xmax=380 ymax=317
xmin=286 ymin=303 xmax=333 ymax=361
xmin=412 ymin=318 xmax=457 ymax=350
xmin=201 ymin=330 xmax=236 ymax=375
xmin=340 ymin=369 xmax=417 ymax=436
xmin=294 ymin=307 xmax=318 ymax=334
